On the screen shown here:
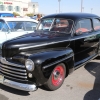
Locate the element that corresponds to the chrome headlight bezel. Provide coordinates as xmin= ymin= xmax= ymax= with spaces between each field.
xmin=25 ymin=59 xmax=35 ymax=71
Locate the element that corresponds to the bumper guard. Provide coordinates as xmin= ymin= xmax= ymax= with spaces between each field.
xmin=1 ymin=78 xmax=37 ymax=92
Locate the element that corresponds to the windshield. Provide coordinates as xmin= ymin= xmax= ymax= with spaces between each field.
xmin=7 ymin=21 xmax=37 ymax=32
xmin=37 ymin=18 xmax=73 ymax=33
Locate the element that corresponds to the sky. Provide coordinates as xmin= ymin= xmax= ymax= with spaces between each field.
xmin=32 ymin=0 xmax=100 ymax=16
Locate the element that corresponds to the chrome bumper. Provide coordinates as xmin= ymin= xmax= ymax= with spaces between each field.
xmin=0 ymin=57 xmax=37 ymax=91
xmin=1 ymin=78 xmax=37 ymax=92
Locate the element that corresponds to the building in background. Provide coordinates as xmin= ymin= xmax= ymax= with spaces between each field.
xmin=28 ymin=2 xmax=39 ymax=15
xmin=0 ymin=0 xmax=39 ymax=16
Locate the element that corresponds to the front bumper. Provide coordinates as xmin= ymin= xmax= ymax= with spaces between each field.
xmin=0 ymin=57 xmax=37 ymax=91
xmin=0 ymin=78 xmax=37 ymax=92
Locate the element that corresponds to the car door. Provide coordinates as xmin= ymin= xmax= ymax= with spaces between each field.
xmin=92 ymin=18 xmax=100 ymax=54
xmin=72 ymin=18 xmax=99 ymax=67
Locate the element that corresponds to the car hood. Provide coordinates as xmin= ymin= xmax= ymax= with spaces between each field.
xmin=2 ymin=31 xmax=71 ymax=57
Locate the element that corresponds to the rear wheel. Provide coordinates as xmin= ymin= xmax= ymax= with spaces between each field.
xmin=44 ymin=63 xmax=66 ymax=91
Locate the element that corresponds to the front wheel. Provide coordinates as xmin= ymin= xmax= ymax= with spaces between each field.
xmin=44 ymin=63 xmax=66 ymax=91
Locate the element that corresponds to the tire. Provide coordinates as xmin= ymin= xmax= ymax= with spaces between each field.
xmin=44 ymin=63 xmax=66 ymax=91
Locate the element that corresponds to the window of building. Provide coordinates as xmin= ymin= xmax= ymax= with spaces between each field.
xmin=93 ymin=19 xmax=100 ymax=31
xmin=23 ymin=8 xmax=28 ymax=11
xmin=76 ymin=19 xmax=92 ymax=34
xmin=15 ymin=6 xmax=20 ymax=12
xmin=8 ymin=5 xmax=13 ymax=11
xmin=0 ymin=5 xmax=5 ymax=11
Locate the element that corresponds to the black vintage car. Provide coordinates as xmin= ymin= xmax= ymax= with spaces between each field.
xmin=0 ymin=13 xmax=100 ymax=91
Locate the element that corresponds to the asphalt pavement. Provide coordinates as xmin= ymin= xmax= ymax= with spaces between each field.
xmin=0 ymin=59 xmax=100 ymax=100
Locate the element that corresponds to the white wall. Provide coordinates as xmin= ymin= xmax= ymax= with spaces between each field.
xmin=0 ymin=0 xmax=39 ymax=16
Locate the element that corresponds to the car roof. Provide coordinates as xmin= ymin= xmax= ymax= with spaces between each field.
xmin=42 ymin=13 xmax=99 ymax=20
xmin=0 ymin=17 xmax=38 ymax=23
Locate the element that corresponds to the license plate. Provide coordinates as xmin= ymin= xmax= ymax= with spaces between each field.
xmin=0 ymin=75 xmax=4 ymax=83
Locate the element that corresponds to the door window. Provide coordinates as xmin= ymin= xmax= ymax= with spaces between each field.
xmin=93 ymin=18 xmax=100 ymax=31
xmin=76 ymin=19 xmax=92 ymax=34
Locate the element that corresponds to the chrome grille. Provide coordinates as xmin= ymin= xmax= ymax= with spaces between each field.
xmin=0 ymin=57 xmax=28 ymax=82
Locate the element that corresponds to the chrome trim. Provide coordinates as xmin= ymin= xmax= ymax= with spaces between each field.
xmin=0 ymin=57 xmax=25 ymax=68
xmin=2 ymin=79 xmax=37 ymax=91
xmin=43 ymin=54 xmax=74 ymax=69
xmin=71 ymin=32 xmax=100 ymax=41
xmin=0 ymin=64 xmax=26 ymax=72
xmin=75 ymin=54 xmax=97 ymax=69
xmin=1 ymin=70 xmax=27 ymax=79
xmin=49 ymin=18 xmax=55 ymax=31
xmin=25 ymin=59 xmax=35 ymax=71
xmin=19 ymin=32 xmax=100 ymax=50
xmin=75 ymin=43 xmax=98 ymax=55
xmin=0 ymin=68 xmax=27 ymax=75
xmin=19 ymin=40 xmax=69 ymax=50
xmin=1 ymin=74 xmax=28 ymax=82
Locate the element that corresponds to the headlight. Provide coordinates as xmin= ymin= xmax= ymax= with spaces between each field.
xmin=25 ymin=59 xmax=35 ymax=71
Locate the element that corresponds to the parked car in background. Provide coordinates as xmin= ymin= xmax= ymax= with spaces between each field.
xmin=0 ymin=12 xmax=14 ymax=17
xmin=0 ymin=13 xmax=100 ymax=91
xmin=0 ymin=17 xmax=38 ymax=45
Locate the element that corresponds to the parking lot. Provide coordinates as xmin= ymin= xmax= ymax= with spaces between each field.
xmin=0 ymin=59 xmax=100 ymax=100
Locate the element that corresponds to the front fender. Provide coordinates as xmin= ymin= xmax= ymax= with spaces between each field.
xmin=28 ymin=48 xmax=74 ymax=85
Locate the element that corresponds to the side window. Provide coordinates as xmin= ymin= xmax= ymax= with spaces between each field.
xmin=93 ymin=19 xmax=100 ymax=31
xmin=24 ymin=22 xmax=37 ymax=31
xmin=76 ymin=19 xmax=92 ymax=34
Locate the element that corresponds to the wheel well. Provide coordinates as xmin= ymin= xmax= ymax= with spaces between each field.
xmin=63 ymin=62 xmax=69 ymax=77
xmin=43 ymin=60 xmax=71 ymax=80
